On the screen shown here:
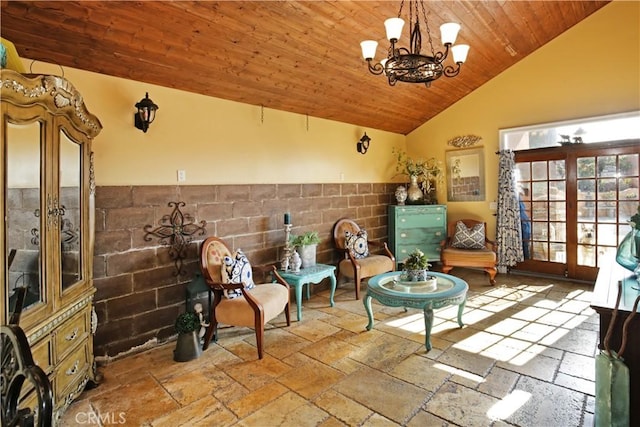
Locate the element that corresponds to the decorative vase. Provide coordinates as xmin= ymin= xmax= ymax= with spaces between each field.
xmin=402 ymin=269 xmax=429 ymax=282
xmin=406 ymin=175 xmax=424 ymax=204
xmin=395 ymin=185 xmax=408 ymax=205
xmin=173 ymin=331 xmax=202 ymax=362
xmin=290 ymin=251 xmax=302 ymax=272
xmin=616 ymin=229 xmax=640 ymax=272
xmin=299 ymin=244 xmax=317 ymax=268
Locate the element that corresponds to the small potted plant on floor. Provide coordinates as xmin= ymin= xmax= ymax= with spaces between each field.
xmin=290 ymin=231 xmax=321 ymax=268
xmin=173 ymin=311 xmax=202 ymax=362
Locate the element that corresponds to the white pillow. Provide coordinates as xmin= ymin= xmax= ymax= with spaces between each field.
xmin=220 ymin=249 xmax=255 ymax=299
xmin=345 ymin=229 xmax=369 ymax=259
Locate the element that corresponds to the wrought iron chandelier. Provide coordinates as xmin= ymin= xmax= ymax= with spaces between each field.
xmin=360 ymin=0 xmax=469 ymax=87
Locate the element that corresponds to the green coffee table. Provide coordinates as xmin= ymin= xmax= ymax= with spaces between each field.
xmin=277 ymin=264 xmax=336 ymax=321
xmin=365 ymin=271 xmax=468 ymax=351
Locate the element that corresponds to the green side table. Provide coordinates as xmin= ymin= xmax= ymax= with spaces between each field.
xmin=277 ymin=264 xmax=336 ymax=321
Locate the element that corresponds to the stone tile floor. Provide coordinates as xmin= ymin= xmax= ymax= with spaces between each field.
xmin=60 ymin=268 xmax=598 ymax=426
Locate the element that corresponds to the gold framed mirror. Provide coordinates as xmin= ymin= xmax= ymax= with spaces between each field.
xmin=446 ymin=147 xmax=485 ymax=201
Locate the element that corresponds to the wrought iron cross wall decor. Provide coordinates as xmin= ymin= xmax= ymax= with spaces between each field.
xmin=143 ymin=201 xmax=206 ymax=276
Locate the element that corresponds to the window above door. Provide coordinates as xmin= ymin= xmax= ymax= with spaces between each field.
xmin=500 ymin=111 xmax=640 ymax=151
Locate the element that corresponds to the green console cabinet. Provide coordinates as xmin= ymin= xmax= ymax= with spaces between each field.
xmin=388 ymin=205 xmax=447 ymax=268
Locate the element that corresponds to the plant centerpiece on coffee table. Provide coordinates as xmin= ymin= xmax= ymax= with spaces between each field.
xmin=290 ymin=231 xmax=321 ymax=268
xmin=401 ymin=248 xmax=433 ymax=282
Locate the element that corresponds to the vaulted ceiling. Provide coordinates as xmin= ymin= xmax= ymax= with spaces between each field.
xmin=1 ymin=1 xmax=610 ymax=135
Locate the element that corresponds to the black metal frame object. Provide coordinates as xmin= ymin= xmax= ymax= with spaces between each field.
xmin=143 ymin=201 xmax=207 ymax=276
xmin=1 ymin=287 xmax=54 ymax=427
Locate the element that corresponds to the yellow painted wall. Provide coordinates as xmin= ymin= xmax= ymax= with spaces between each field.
xmin=407 ymin=0 xmax=640 ymax=237
xmin=25 ymin=61 xmax=406 ymax=186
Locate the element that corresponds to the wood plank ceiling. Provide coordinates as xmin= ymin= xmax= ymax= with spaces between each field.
xmin=1 ymin=1 xmax=610 ymax=135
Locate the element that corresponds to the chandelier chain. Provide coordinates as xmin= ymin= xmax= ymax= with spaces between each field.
xmin=409 ymin=1 xmax=420 ymax=55
xmin=419 ymin=0 xmax=437 ymax=57
xmin=398 ymin=0 xmax=405 ymax=18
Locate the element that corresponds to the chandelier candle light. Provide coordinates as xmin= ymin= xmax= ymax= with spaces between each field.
xmin=360 ymin=0 xmax=469 ymax=87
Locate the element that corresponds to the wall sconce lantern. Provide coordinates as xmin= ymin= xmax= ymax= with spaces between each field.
xmin=357 ymin=132 xmax=371 ymax=154
xmin=134 ymin=92 xmax=159 ymax=133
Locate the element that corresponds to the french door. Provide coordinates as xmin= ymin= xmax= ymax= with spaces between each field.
xmin=514 ymin=140 xmax=639 ymax=282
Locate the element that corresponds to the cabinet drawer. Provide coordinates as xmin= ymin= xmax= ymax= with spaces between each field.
xmin=396 ymin=214 xmax=445 ymax=228
xmin=31 ymin=338 xmax=52 ymax=374
xmin=55 ymin=341 xmax=89 ymax=398
xmin=394 ymin=206 xmax=445 ymax=216
xmin=55 ymin=309 xmax=89 ymax=360
xmin=396 ymin=227 xmax=444 ymax=244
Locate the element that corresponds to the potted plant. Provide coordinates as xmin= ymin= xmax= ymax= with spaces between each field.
xmin=173 ymin=311 xmax=202 ymax=362
xmin=290 ymin=231 xmax=321 ymax=268
xmin=392 ymin=148 xmax=445 ymax=204
xmin=401 ymin=248 xmax=433 ymax=282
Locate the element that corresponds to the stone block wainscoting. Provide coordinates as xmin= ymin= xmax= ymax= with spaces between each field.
xmin=92 ymin=183 xmax=396 ymax=359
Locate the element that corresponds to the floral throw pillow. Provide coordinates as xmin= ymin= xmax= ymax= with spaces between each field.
xmin=451 ymin=221 xmax=486 ymax=249
xmin=220 ymin=249 xmax=255 ymax=299
xmin=345 ymin=229 xmax=369 ymax=259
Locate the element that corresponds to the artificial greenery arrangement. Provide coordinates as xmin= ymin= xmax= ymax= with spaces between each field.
xmin=290 ymin=231 xmax=321 ymax=247
xmin=392 ymin=148 xmax=444 ymax=193
xmin=403 ymin=248 xmax=431 ymax=271
xmin=174 ymin=311 xmax=200 ymax=334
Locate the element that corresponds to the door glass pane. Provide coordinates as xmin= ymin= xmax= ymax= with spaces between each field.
xmin=620 ymin=154 xmax=639 ymax=176
xmin=597 ymin=155 xmax=617 ymax=177
xmin=532 ymin=201 xmax=548 ymax=221
xmin=549 ymin=160 xmax=566 ymax=180
xmin=577 ymin=157 xmax=595 ymax=178
xmin=532 ymin=182 xmax=548 ymax=201
xmin=619 ymin=177 xmax=638 ymax=200
xmin=550 ymin=221 xmax=566 ymax=243
xmin=550 ymin=243 xmax=566 ymax=263
xmin=531 ymin=222 xmax=548 ymax=261
xmin=6 ymin=122 xmax=42 ymax=313
xmin=597 ymin=178 xmax=617 ymax=200
xmin=620 ymin=200 xmax=639 ymax=223
xmin=597 ymin=223 xmax=617 ymax=246
xmin=532 ymin=162 xmax=548 ymax=181
xmin=577 ymin=201 xmax=596 ymax=222
xmin=578 ymin=179 xmax=596 ymax=201
xmin=597 ymin=201 xmax=617 ymax=223
xmin=550 ymin=182 xmax=566 ymax=200
xmin=549 ymin=201 xmax=566 ymax=221
xmin=59 ymin=130 xmax=82 ymax=291
xmin=516 ymin=163 xmax=531 ymax=181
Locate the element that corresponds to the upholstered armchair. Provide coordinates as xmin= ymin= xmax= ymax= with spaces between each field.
xmin=440 ymin=219 xmax=497 ymax=285
xmin=199 ymin=237 xmax=291 ymax=359
xmin=332 ymin=218 xmax=395 ymax=299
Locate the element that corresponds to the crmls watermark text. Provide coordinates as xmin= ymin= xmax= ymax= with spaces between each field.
xmin=75 ymin=412 xmax=126 ymax=424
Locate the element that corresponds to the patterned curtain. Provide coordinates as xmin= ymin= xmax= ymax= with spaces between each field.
xmin=496 ymin=150 xmax=523 ymax=273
